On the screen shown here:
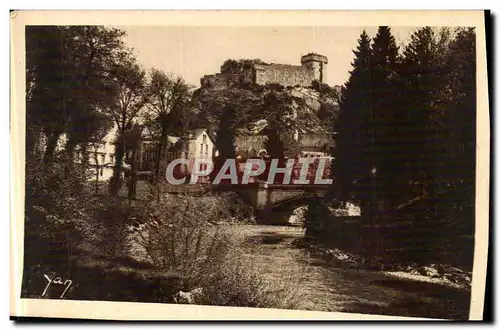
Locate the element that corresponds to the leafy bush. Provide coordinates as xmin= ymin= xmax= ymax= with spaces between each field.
xmin=25 ymin=153 xmax=95 ymax=255
xmin=133 ymin=188 xmax=303 ymax=308
xmin=197 ymin=250 xmax=303 ymax=309
xmin=23 ymin=151 xmax=139 ymax=271
xmin=134 ymin=191 xmax=240 ymax=288
xmin=212 ymin=191 xmax=255 ymax=224
xmin=91 ymin=199 xmax=138 ymax=258
xmin=304 ymin=197 xmax=331 ymax=239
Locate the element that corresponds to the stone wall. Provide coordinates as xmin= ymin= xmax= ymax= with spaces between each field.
xmin=235 ymin=132 xmax=335 ymax=158
xmin=235 ymin=135 xmax=268 ymax=157
xmin=200 ymin=73 xmax=242 ymax=89
xmin=201 ymin=54 xmax=328 ymax=89
xmin=254 ymin=64 xmax=316 ymax=87
xmin=298 ymin=132 xmax=335 ymax=153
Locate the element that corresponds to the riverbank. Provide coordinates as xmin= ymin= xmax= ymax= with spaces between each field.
xmin=236 ymin=225 xmax=471 ymax=319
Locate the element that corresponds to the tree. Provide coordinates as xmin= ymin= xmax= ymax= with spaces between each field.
xmin=25 ymin=26 xmax=127 ymax=164
xmin=88 ymin=116 xmax=114 ymax=194
xmin=212 ymin=105 xmax=237 ymax=183
xmin=264 ymin=126 xmax=285 ymax=160
xmin=123 ymin=124 xmax=144 ymax=203
xmin=335 ymin=30 xmax=373 ymax=207
xmin=369 ymin=26 xmax=402 ymax=209
xmin=63 ymin=27 xmax=128 ymax=162
xmin=398 ymin=27 xmax=455 ymax=202
xmin=304 ymin=197 xmax=329 ymax=241
xmin=220 ymin=58 xmax=267 ymax=74
xmin=220 ymin=59 xmax=241 ymax=74
xmin=103 ymin=56 xmax=148 ymax=195
xmin=215 ymin=105 xmax=237 ymax=160
xmin=445 ymin=28 xmax=476 ymax=192
xmin=26 ymin=26 xmax=70 ymax=163
xmin=146 ymin=69 xmax=192 ymax=180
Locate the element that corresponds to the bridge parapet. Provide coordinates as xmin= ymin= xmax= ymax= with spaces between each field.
xmin=214 ymin=183 xmax=331 ymax=215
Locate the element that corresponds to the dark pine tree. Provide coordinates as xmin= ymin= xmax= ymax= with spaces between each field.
xmin=335 ymin=30 xmax=373 ymax=214
xmin=440 ymin=28 xmax=476 ymax=237
xmin=399 ymin=27 xmax=447 ymax=202
xmin=446 ymin=28 xmax=476 ymax=193
xmin=369 ymin=26 xmax=402 ymax=209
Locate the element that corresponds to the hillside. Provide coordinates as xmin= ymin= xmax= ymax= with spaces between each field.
xmin=190 ymin=80 xmax=341 ymax=137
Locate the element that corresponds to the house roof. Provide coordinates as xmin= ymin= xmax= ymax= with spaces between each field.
xmin=183 ymin=128 xmax=208 ymax=140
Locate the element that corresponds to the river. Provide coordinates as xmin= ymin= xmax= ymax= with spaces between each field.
xmin=237 ymin=224 xmax=471 ymax=320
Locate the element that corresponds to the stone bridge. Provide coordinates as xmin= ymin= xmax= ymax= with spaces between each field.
xmin=215 ymin=183 xmax=331 ymax=224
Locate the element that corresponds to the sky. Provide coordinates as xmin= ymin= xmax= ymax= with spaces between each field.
xmin=121 ymin=26 xmax=417 ymax=88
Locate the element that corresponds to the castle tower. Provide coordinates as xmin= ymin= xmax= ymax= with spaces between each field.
xmin=300 ymin=53 xmax=328 ymax=83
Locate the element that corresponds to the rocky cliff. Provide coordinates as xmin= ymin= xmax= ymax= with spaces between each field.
xmin=190 ymin=80 xmax=341 ymax=136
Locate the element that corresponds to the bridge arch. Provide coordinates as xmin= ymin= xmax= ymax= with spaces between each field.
xmin=213 ymin=183 xmax=332 ymax=224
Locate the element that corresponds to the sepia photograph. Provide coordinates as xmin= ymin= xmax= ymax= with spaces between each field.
xmin=10 ymin=10 xmax=489 ymax=321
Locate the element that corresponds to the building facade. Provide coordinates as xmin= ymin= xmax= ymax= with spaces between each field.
xmin=165 ymin=129 xmax=216 ymax=162
xmin=50 ymin=127 xmax=118 ymax=182
xmin=75 ymin=139 xmax=116 ymax=182
xmin=234 ymin=131 xmax=335 ymax=160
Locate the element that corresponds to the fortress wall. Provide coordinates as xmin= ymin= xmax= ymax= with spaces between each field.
xmin=242 ymin=69 xmax=254 ymax=84
xmin=201 ymin=73 xmax=241 ymax=89
xmin=202 ymin=54 xmax=328 ymax=89
xmin=255 ymin=64 xmax=315 ymax=87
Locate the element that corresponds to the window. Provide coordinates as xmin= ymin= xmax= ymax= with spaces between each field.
xmin=202 ymin=134 xmax=207 ymax=143
xmin=101 ymin=154 xmax=105 ymax=164
xmin=99 ymin=168 xmax=103 ymax=176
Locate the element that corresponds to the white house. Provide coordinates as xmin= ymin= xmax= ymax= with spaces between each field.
xmin=74 ymin=126 xmax=119 ymax=182
xmin=166 ymin=129 xmax=216 ymax=161
xmin=165 ymin=129 xmax=217 ymax=183
xmin=47 ymin=126 xmax=120 ymax=182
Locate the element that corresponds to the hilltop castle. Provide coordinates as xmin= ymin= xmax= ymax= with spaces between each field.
xmin=201 ymin=53 xmax=328 ymax=89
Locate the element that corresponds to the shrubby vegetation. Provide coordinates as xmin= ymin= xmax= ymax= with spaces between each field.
xmin=23 ymin=147 xmax=298 ymax=307
xmin=23 ymin=25 xmax=300 ymax=307
xmin=197 ymin=253 xmax=303 ymax=309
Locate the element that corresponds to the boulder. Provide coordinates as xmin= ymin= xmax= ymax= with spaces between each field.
xmin=418 ymin=266 xmax=440 ymax=278
xmin=173 ymin=287 xmax=203 ymax=304
xmin=288 ymin=205 xmax=308 ymax=225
